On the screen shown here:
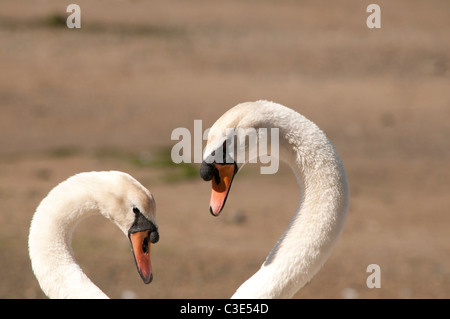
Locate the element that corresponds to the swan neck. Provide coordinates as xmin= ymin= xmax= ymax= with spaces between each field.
xmin=28 ymin=188 xmax=108 ymax=298
xmin=232 ymin=104 xmax=349 ymax=298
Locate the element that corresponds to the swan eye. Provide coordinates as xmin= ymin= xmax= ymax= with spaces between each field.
xmin=133 ymin=207 xmax=140 ymax=215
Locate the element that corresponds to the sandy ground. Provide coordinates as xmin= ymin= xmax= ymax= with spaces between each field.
xmin=0 ymin=0 xmax=449 ymax=299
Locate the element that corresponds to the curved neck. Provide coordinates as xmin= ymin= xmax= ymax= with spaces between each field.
xmin=29 ymin=186 xmax=109 ymax=299
xmin=232 ymin=110 xmax=349 ymax=298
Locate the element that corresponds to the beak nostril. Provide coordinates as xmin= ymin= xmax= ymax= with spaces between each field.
xmin=213 ymin=168 xmax=221 ymax=185
xmin=142 ymin=235 xmax=149 ymax=254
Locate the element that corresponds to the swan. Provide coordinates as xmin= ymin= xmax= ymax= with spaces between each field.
xmin=200 ymin=100 xmax=349 ymax=298
xmin=28 ymin=171 xmax=159 ymax=299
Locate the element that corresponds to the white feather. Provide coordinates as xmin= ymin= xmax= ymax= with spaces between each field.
xmin=205 ymin=101 xmax=349 ymax=298
xmin=28 ymin=171 xmax=157 ymax=299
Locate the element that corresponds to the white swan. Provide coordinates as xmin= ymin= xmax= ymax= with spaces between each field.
xmin=28 ymin=171 xmax=159 ymax=299
xmin=200 ymin=100 xmax=349 ymax=298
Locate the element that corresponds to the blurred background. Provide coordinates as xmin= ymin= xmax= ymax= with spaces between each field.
xmin=0 ymin=0 xmax=449 ymax=298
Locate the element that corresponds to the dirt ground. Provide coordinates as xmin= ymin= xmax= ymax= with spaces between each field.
xmin=0 ymin=0 xmax=449 ymax=299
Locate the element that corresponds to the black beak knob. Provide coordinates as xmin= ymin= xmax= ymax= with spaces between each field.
xmin=200 ymin=161 xmax=216 ymax=181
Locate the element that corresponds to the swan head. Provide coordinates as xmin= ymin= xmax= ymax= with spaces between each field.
xmin=98 ymin=171 xmax=159 ymax=284
xmin=200 ymin=101 xmax=292 ymax=216
xmin=29 ymin=171 xmax=160 ymax=293
xmin=200 ymin=107 xmax=249 ymax=216
xmin=200 ymin=102 xmax=271 ymax=216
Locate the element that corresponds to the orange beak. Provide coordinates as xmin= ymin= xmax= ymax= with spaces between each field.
xmin=129 ymin=230 xmax=153 ymax=284
xmin=210 ymin=163 xmax=237 ymax=216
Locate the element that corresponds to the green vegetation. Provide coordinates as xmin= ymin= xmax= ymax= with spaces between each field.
xmin=129 ymin=147 xmax=198 ymax=183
